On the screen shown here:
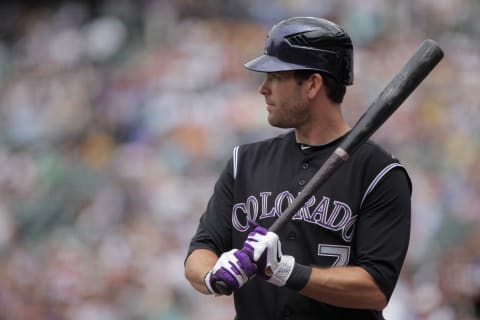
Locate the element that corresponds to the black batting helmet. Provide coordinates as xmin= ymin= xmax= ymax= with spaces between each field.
xmin=244 ymin=17 xmax=354 ymax=85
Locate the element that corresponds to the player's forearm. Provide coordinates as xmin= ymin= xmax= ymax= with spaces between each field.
xmin=184 ymin=249 xmax=218 ymax=294
xmin=299 ymin=266 xmax=387 ymax=310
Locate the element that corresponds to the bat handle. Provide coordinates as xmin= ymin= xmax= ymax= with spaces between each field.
xmin=215 ymin=270 xmax=274 ymax=294
xmin=213 ymin=281 xmax=233 ymax=296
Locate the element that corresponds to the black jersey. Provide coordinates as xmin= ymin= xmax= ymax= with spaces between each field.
xmin=188 ymin=130 xmax=411 ymax=320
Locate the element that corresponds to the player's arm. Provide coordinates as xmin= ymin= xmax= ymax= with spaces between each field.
xmin=185 ymin=249 xmax=219 ymax=294
xmin=300 ymin=265 xmax=387 ymax=310
xmin=185 ymin=150 xmax=257 ymax=296
xmin=243 ymin=227 xmax=386 ymax=309
xmin=185 ymin=153 xmax=234 ymax=295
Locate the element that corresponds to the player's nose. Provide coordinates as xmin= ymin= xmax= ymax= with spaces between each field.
xmin=258 ymin=78 xmax=270 ymax=96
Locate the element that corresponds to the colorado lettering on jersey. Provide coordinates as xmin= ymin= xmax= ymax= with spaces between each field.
xmin=232 ymin=192 xmax=356 ymax=242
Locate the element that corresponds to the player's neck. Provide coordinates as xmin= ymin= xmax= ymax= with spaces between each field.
xmin=295 ymin=104 xmax=350 ymax=146
xmin=295 ymin=124 xmax=350 ymax=146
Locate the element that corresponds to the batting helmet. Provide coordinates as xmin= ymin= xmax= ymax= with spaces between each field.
xmin=244 ymin=17 xmax=354 ymax=85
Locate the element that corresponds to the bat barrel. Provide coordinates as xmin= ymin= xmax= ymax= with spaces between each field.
xmin=339 ymin=39 xmax=444 ymax=154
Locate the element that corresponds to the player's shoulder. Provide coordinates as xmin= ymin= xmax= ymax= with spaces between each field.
xmin=357 ymin=140 xmax=412 ymax=194
xmin=229 ymin=131 xmax=294 ymax=173
xmin=356 ymin=140 xmax=402 ymax=165
xmin=235 ymin=130 xmax=295 ymax=153
xmin=355 ymin=139 xmax=411 ymax=187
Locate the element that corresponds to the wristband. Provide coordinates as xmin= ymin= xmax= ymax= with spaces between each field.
xmin=285 ymin=263 xmax=312 ymax=291
xmin=204 ymin=271 xmax=217 ymax=295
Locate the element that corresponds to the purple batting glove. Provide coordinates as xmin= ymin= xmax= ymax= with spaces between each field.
xmin=243 ymin=226 xmax=296 ymax=287
xmin=243 ymin=226 xmax=269 ymax=277
xmin=204 ymin=249 xmax=257 ymax=295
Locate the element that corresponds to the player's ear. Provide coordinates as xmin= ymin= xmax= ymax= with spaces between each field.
xmin=305 ymin=73 xmax=323 ymax=99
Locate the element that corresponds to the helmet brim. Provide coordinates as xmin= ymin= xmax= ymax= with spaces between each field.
xmin=244 ymin=54 xmax=315 ymax=72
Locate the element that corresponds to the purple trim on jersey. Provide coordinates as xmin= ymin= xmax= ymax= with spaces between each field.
xmin=297 ymin=195 xmax=330 ymax=223
xmin=259 ymin=192 xmax=276 ymax=218
xmin=232 ymin=195 xmax=259 ymax=232
xmin=246 ymin=195 xmax=259 ymax=222
xmin=292 ymin=195 xmax=316 ymax=221
xmin=342 ymin=215 xmax=357 ymax=242
xmin=232 ymin=192 xmax=357 ymax=242
xmin=274 ymin=191 xmax=295 ymax=216
xmin=232 ymin=202 xmax=249 ymax=232
xmin=327 ymin=201 xmax=352 ymax=231
xmin=360 ymin=163 xmax=405 ymax=208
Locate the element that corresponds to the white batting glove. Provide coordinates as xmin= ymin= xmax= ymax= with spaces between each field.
xmin=243 ymin=226 xmax=295 ymax=287
xmin=204 ymin=249 xmax=257 ymax=295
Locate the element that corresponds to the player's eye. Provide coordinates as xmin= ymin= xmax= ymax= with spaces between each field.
xmin=268 ymin=72 xmax=281 ymax=80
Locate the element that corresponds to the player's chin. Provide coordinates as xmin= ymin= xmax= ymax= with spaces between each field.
xmin=267 ymin=115 xmax=292 ymax=129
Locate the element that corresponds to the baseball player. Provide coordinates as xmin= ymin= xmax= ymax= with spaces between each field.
xmin=185 ymin=17 xmax=411 ymax=320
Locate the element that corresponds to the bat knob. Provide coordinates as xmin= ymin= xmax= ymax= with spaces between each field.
xmin=214 ymin=281 xmax=233 ymax=296
xmin=265 ymin=266 xmax=274 ymax=277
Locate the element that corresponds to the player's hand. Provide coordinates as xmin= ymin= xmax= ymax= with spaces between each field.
xmin=243 ymin=226 xmax=295 ymax=287
xmin=204 ymin=249 xmax=257 ymax=295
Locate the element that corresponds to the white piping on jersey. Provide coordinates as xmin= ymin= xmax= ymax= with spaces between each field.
xmin=233 ymin=145 xmax=403 ymax=204
xmin=233 ymin=145 xmax=240 ymax=180
xmin=360 ymin=163 xmax=405 ymax=208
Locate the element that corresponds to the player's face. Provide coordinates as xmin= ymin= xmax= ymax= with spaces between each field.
xmin=258 ymin=71 xmax=310 ymax=129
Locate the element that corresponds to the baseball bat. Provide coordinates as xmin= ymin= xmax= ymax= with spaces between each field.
xmin=214 ymin=39 xmax=444 ymax=295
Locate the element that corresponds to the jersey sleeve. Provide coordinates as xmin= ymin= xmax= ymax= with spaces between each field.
xmin=186 ymin=155 xmax=236 ymax=258
xmin=354 ymin=166 xmax=411 ymax=301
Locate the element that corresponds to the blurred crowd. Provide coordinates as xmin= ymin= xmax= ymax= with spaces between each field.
xmin=0 ymin=0 xmax=479 ymax=319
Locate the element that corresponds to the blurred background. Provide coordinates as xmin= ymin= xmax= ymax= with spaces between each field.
xmin=0 ymin=0 xmax=479 ymax=319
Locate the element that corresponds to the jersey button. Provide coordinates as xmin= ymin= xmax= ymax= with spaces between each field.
xmin=302 ymin=162 xmax=309 ymax=169
xmin=283 ymin=306 xmax=293 ymax=318
xmin=298 ymin=179 xmax=306 ymax=186
xmin=288 ymin=232 xmax=296 ymax=240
